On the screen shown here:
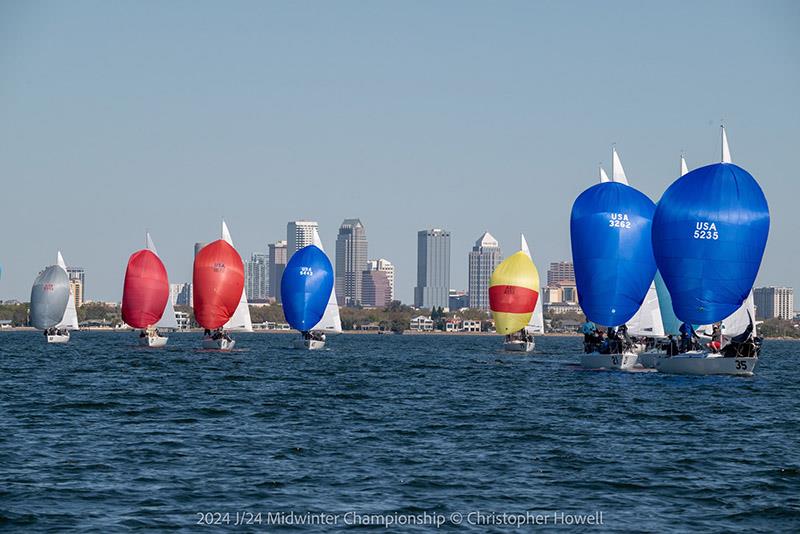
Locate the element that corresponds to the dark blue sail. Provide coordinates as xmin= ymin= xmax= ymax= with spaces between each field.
xmin=652 ymin=162 xmax=769 ymax=325
xmin=570 ymin=182 xmax=657 ymax=326
xmin=280 ymin=245 xmax=335 ymax=332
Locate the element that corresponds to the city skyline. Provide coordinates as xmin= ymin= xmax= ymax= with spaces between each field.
xmin=1 ymin=2 xmax=798 ymax=302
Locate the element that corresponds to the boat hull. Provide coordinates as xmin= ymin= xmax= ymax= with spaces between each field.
xmin=503 ymin=339 xmax=535 ymax=352
xmin=656 ymin=353 xmax=757 ymax=376
xmin=47 ymin=333 xmax=70 ymax=344
xmin=581 ymin=352 xmax=638 ymax=370
xmin=638 ymin=350 xmax=660 ymax=369
xmin=140 ymin=334 xmax=168 ymax=348
xmin=293 ymin=337 xmax=326 ymax=350
xmin=202 ymin=337 xmax=235 ymax=351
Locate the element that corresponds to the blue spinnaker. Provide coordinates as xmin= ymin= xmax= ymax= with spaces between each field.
xmin=280 ymin=245 xmax=335 ymax=332
xmin=652 ymin=162 xmax=769 ymax=325
xmin=570 ymin=182 xmax=657 ymax=326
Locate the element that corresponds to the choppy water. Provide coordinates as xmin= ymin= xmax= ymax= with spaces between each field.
xmin=0 ymin=332 xmax=798 ymax=532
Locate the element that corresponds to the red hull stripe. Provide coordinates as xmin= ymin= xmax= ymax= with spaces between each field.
xmin=489 ymin=285 xmax=538 ymax=314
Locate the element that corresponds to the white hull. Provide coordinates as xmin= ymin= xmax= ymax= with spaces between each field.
xmin=638 ymin=350 xmax=660 ymax=369
xmin=47 ymin=333 xmax=70 ymax=344
xmin=503 ymin=339 xmax=535 ymax=352
xmin=139 ymin=335 xmax=168 ymax=348
xmin=581 ymin=352 xmax=638 ymax=370
xmin=656 ymin=352 xmax=757 ymax=376
xmin=293 ymin=337 xmax=326 ymax=350
xmin=202 ymin=337 xmax=236 ymax=351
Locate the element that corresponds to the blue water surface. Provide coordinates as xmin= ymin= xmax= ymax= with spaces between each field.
xmin=1 ymin=332 xmax=798 ymax=532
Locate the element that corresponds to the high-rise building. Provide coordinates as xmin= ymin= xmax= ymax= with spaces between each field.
xmin=361 ymin=269 xmax=391 ymax=308
xmin=268 ymin=240 xmax=288 ymax=303
xmin=66 ymin=267 xmax=85 ymax=306
xmin=169 ymin=283 xmax=187 ymax=305
xmin=468 ymin=231 xmax=501 ymax=310
xmin=245 ymin=253 xmax=269 ymax=302
xmin=287 ymin=220 xmax=318 ymax=255
xmin=547 ymin=261 xmax=575 ymax=286
xmin=414 ymin=228 xmax=451 ymax=310
xmin=194 ymin=242 xmax=206 ymax=257
xmin=174 ymin=283 xmax=193 ymax=307
xmin=367 ymin=259 xmax=395 ymax=302
xmin=335 ymin=219 xmax=368 ymax=306
xmin=449 ymin=289 xmax=469 ymax=310
xmin=754 ymin=286 xmax=794 ymax=320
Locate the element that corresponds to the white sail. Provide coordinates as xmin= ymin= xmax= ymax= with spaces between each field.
xmin=680 ymin=155 xmax=689 ymax=177
xmin=310 ymin=228 xmax=342 ymax=333
xmin=721 ymin=125 xmax=732 ymax=163
xmin=626 ymin=282 xmax=664 ymax=337
xmin=703 ymin=291 xmax=755 ymax=338
xmin=519 ymin=234 xmax=544 ymax=334
xmin=55 ymin=251 xmax=80 ymax=330
xmin=220 ymin=221 xmax=253 ymax=332
xmin=145 ymin=233 xmax=179 ymax=329
xmin=599 ymin=166 xmax=610 ymax=183
xmin=611 ymin=147 xmax=629 ymax=185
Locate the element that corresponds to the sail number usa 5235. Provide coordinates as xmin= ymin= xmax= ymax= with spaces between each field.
xmin=693 ymin=222 xmax=719 ymax=240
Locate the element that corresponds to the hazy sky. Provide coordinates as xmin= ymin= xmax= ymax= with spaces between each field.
xmin=1 ymin=0 xmax=798 ymax=304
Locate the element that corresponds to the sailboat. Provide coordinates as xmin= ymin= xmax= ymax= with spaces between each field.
xmin=571 ymin=149 xmax=658 ymax=370
xmin=193 ymin=221 xmax=249 ymax=350
xmin=281 ymin=228 xmax=338 ymax=350
xmin=654 ymin=128 xmax=769 ymax=375
xmin=490 ymin=234 xmax=540 ymax=352
xmin=30 ymin=252 xmax=79 ymax=343
xmin=122 ymin=233 xmax=176 ymax=347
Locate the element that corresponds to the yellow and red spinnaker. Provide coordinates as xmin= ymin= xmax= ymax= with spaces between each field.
xmin=489 ymin=251 xmax=540 ymax=334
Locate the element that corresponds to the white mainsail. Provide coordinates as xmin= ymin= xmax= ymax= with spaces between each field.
xmin=310 ymin=228 xmax=342 ymax=333
xmin=599 ymin=166 xmax=610 ymax=183
xmin=702 ymin=291 xmax=756 ymax=338
xmin=221 ymin=221 xmax=253 ymax=332
xmin=146 ymin=233 xmax=179 ymax=329
xmin=680 ymin=155 xmax=689 ymax=177
xmin=55 ymin=251 xmax=79 ymax=330
xmin=611 ymin=147 xmax=629 ymax=185
xmin=721 ymin=125 xmax=732 ymax=164
xmin=520 ymin=234 xmax=544 ymax=334
xmin=627 ymin=282 xmax=665 ymax=337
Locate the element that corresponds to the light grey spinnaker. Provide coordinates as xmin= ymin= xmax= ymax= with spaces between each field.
xmin=30 ymin=266 xmax=70 ymax=330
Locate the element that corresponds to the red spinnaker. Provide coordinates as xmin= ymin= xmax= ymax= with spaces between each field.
xmin=193 ymin=239 xmax=244 ymax=329
xmin=121 ymin=250 xmax=169 ymax=329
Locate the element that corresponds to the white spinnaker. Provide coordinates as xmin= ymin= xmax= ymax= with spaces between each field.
xmin=55 ymin=251 xmax=79 ymax=330
xmin=520 ymin=234 xmax=544 ymax=334
xmin=310 ymin=228 xmax=342 ymax=333
xmin=627 ymin=282 xmax=665 ymax=337
xmin=703 ymin=291 xmax=756 ymax=338
xmin=611 ymin=147 xmax=629 ymax=185
xmin=146 ymin=233 xmax=179 ymax=329
xmin=221 ymin=221 xmax=253 ymax=332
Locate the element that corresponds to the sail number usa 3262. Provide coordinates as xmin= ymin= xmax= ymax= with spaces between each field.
xmin=608 ymin=213 xmax=631 ymax=229
xmin=693 ymin=221 xmax=719 ymax=240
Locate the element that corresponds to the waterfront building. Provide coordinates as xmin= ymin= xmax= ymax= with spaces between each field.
xmin=448 ymin=290 xmax=469 ymax=311
xmin=409 ymin=315 xmax=434 ymax=331
xmin=66 ymin=267 xmax=85 ymax=306
xmin=468 ymin=231 xmax=501 ymax=310
xmin=414 ymin=229 xmax=451 ymax=310
xmin=361 ymin=269 xmax=391 ymax=308
xmin=366 ymin=259 xmax=395 ymax=301
xmin=547 ymin=261 xmax=575 ymax=287
xmin=335 ymin=219 xmax=368 ymax=306
xmin=268 ymin=240 xmax=288 ymax=303
xmin=754 ymin=286 xmax=795 ymax=320
xmin=244 ymin=253 xmax=269 ymax=302
xmin=287 ymin=220 xmax=318 ymax=255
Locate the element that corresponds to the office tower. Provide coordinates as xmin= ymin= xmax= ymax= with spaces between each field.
xmin=414 ymin=228 xmax=451 ymax=309
xmin=169 ymin=283 xmax=187 ymax=305
xmin=547 ymin=261 xmax=575 ymax=286
xmin=449 ymin=289 xmax=469 ymax=311
xmin=194 ymin=242 xmax=206 ymax=257
xmin=361 ymin=269 xmax=391 ymax=308
xmin=335 ymin=219 xmax=368 ymax=306
xmin=268 ymin=240 xmax=288 ymax=303
xmin=287 ymin=220 xmax=319 ymax=255
xmin=175 ymin=283 xmax=193 ymax=307
xmin=66 ymin=267 xmax=85 ymax=306
xmin=244 ymin=253 xmax=269 ymax=302
xmin=753 ymin=287 xmax=795 ymax=320
xmin=468 ymin=232 xmax=501 ymax=310
xmin=367 ymin=259 xmax=395 ymax=301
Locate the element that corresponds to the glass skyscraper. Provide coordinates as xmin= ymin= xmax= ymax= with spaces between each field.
xmin=414 ymin=229 xmax=451 ymax=309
